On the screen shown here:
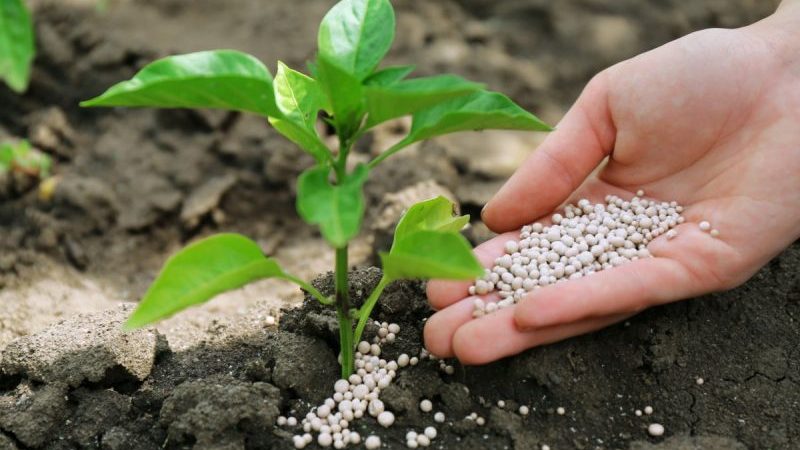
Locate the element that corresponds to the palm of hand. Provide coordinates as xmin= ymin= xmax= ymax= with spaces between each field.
xmin=424 ymin=28 xmax=800 ymax=364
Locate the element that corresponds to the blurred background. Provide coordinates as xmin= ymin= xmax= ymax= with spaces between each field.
xmin=0 ymin=0 xmax=779 ymax=348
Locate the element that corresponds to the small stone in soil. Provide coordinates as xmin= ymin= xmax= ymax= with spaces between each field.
xmin=696 ymin=377 xmax=705 ymax=385
xmin=434 ymin=411 xmax=445 ymax=423
xmin=644 ymin=405 xmax=654 ymax=415
xmin=519 ymin=405 xmax=530 ymax=415
xmin=557 ymin=407 xmax=566 ymax=415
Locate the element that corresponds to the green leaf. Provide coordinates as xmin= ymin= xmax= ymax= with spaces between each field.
xmin=268 ymin=117 xmax=331 ymax=163
xmin=381 ymin=196 xmax=480 ymax=281
xmin=274 ymin=61 xmax=329 ymax=128
xmin=270 ymin=62 xmax=331 ymax=162
xmin=296 ymin=164 xmax=369 ymax=248
xmin=364 ymin=65 xmax=415 ymax=86
xmin=317 ymin=0 xmax=395 ymax=81
xmin=364 ymin=75 xmax=483 ymax=127
xmin=0 ymin=0 xmax=35 ymax=93
xmin=81 ymin=50 xmax=280 ymax=118
xmin=125 ymin=233 xmax=286 ymax=329
xmin=381 ymin=230 xmax=482 ymax=281
xmin=315 ymin=55 xmax=364 ymax=140
xmin=392 ymin=196 xmax=469 ymax=249
xmin=369 ymin=90 xmax=552 ymax=168
xmin=405 ymin=90 xmax=552 ymax=142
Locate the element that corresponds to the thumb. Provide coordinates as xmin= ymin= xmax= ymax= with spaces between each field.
xmin=482 ymin=71 xmax=616 ymax=232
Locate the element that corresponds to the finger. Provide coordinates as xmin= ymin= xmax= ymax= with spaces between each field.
xmin=482 ymin=72 xmax=616 ymax=232
xmin=426 ymin=231 xmax=518 ymax=310
xmin=452 ymin=306 xmax=631 ymax=365
xmin=424 ymin=296 xmax=483 ymax=358
xmin=513 ymin=254 xmax=697 ymax=330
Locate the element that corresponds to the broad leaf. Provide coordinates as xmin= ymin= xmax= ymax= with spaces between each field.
xmin=369 ymin=90 xmax=552 ymax=167
xmin=315 ymin=55 xmax=364 ymax=140
xmin=317 ymin=0 xmax=395 ymax=81
xmin=0 ymin=0 xmax=34 ymax=93
xmin=274 ymin=62 xmax=329 ymax=127
xmin=268 ymin=118 xmax=332 ymax=163
xmin=381 ymin=230 xmax=482 ymax=281
xmin=392 ymin=196 xmax=469 ymax=249
xmin=125 ymin=233 xmax=286 ymax=329
xmin=296 ymin=164 xmax=369 ymax=248
xmin=364 ymin=65 xmax=415 ymax=86
xmin=271 ymin=62 xmax=331 ymax=162
xmin=406 ymin=90 xmax=552 ymax=142
xmin=364 ymin=75 xmax=483 ymax=127
xmin=81 ymin=50 xmax=280 ymax=118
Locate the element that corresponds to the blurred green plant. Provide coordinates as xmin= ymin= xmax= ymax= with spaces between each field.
xmin=0 ymin=0 xmax=35 ymax=93
xmin=82 ymin=0 xmax=550 ymax=378
xmin=0 ymin=140 xmax=51 ymax=178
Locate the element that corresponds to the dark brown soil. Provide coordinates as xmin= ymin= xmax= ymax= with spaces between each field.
xmin=2 ymin=250 xmax=798 ymax=449
xmin=1 ymin=0 xmax=796 ymax=449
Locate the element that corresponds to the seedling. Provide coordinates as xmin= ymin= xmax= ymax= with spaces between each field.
xmin=81 ymin=0 xmax=550 ymax=377
xmin=0 ymin=0 xmax=35 ymax=93
xmin=0 ymin=139 xmax=51 ymax=178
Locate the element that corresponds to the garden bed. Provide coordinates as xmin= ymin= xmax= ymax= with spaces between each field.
xmin=1 ymin=0 xmax=796 ymax=449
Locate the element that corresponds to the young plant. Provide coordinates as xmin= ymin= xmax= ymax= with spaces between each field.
xmin=0 ymin=0 xmax=35 ymax=93
xmin=81 ymin=0 xmax=550 ymax=377
xmin=0 ymin=139 xmax=51 ymax=178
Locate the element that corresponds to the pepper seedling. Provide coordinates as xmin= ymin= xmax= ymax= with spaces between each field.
xmin=0 ymin=0 xmax=35 ymax=93
xmin=81 ymin=0 xmax=550 ymax=377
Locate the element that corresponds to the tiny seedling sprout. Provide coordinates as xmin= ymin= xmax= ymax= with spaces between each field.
xmin=80 ymin=0 xmax=550 ymax=378
xmin=0 ymin=139 xmax=52 ymax=178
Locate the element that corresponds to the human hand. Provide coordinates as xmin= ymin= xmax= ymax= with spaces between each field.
xmin=424 ymin=4 xmax=800 ymax=364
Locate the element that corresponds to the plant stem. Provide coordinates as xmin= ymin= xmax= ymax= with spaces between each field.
xmin=335 ymin=245 xmax=354 ymax=378
xmin=353 ymin=275 xmax=389 ymax=347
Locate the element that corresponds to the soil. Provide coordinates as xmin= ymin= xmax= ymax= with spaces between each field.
xmin=1 ymin=0 xmax=795 ymax=449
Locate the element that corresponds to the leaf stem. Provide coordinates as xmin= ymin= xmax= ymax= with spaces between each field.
xmin=367 ymin=137 xmax=413 ymax=169
xmin=335 ymin=245 xmax=354 ymax=378
xmin=353 ymin=275 xmax=390 ymax=347
xmin=281 ymin=273 xmax=333 ymax=306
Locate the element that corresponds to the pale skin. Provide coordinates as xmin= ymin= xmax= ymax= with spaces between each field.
xmin=425 ymin=1 xmax=800 ymax=364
